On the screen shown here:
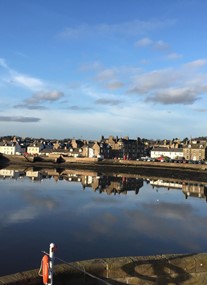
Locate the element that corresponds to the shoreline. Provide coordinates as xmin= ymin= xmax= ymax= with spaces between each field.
xmin=1 ymin=155 xmax=207 ymax=183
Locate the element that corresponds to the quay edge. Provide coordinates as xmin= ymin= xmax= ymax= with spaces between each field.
xmin=1 ymin=154 xmax=207 ymax=183
xmin=1 ymin=253 xmax=207 ymax=285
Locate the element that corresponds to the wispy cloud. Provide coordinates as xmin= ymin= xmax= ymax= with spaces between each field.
xmin=146 ymin=87 xmax=200 ymax=105
xmin=0 ymin=57 xmax=46 ymax=91
xmin=96 ymin=69 xmax=117 ymax=81
xmin=13 ymin=51 xmax=29 ymax=59
xmin=128 ymin=68 xmax=178 ymax=94
xmin=195 ymin=108 xmax=207 ymax=112
xmin=59 ymin=19 xmax=175 ymax=39
xmin=25 ymin=91 xmax=64 ymax=104
xmin=5 ymin=206 xmax=38 ymax=224
xmin=167 ymin=52 xmax=183 ymax=60
xmin=135 ymin=37 xmax=169 ymax=51
xmin=95 ymin=98 xmax=122 ymax=106
xmin=14 ymin=104 xmax=47 ymax=110
xmin=184 ymin=59 xmax=207 ymax=68
xmin=87 ymin=65 xmax=139 ymax=92
xmin=0 ymin=116 xmax=41 ymax=122
xmin=0 ymin=57 xmax=9 ymax=69
xmin=135 ymin=37 xmax=153 ymax=47
xmin=12 ymin=74 xmax=45 ymax=91
xmin=79 ymin=61 xmax=102 ymax=72
xmin=67 ymin=105 xmax=92 ymax=111
xmin=105 ymin=81 xmax=124 ymax=90
xmin=127 ymin=59 xmax=207 ymax=105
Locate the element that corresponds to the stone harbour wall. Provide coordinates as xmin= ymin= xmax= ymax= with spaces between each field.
xmin=1 ymin=253 xmax=207 ymax=285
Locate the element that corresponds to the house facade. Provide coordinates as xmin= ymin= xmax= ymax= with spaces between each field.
xmin=27 ymin=142 xmax=44 ymax=155
xmin=183 ymin=143 xmax=207 ymax=161
xmin=101 ymin=136 xmax=144 ymax=159
xmin=151 ymin=147 xmax=183 ymax=160
xmin=91 ymin=141 xmax=111 ymax=158
xmin=0 ymin=142 xmax=22 ymax=155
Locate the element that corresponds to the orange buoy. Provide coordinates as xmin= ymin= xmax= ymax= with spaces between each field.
xmin=41 ymin=255 xmax=49 ymax=285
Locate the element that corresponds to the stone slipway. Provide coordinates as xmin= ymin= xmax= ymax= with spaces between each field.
xmin=1 ymin=253 xmax=207 ymax=284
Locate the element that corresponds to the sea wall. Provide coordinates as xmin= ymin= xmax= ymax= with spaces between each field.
xmin=1 ymin=154 xmax=207 ymax=171
xmin=1 ymin=155 xmax=207 ymax=183
xmin=1 ymin=253 xmax=207 ymax=285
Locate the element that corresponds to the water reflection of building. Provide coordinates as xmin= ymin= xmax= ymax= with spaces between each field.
xmin=0 ymin=169 xmax=22 ymax=180
xmin=1 ymin=167 xmax=207 ymax=201
xmin=150 ymin=178 xmax=207 ymax=201
xmin=91 ymin=176 xmax=144 ymax=195
xmin=44 ymin=169 xmax=144 ymax=195
xmin=26 ymin=170 xmax=43 ymax=182
xmin=150 ymin=179 xmax=183 ymax=190
xmin=182 ymin=183 xmax=207 ymax=200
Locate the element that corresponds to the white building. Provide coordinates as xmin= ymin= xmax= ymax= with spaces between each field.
xmin=27 ymin=143 xmax=44 ymax=155
xmin=151 ymin=147 xmax=183 ymax=160
xmin=0 ymin=142 xmax=22 ymax=155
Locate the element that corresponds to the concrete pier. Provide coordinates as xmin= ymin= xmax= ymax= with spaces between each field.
xmin=1 ymin=253 xmax=207 ymax=284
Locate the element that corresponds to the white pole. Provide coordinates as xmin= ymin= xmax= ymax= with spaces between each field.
xmin=48 ymin=243 xmax=56 ymax=285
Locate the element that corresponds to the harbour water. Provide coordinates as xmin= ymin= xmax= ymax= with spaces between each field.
xmin=1 ymin=167 xmax=207 ymax=276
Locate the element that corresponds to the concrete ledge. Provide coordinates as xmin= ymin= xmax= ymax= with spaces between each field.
xmin=1 ymin=253 xmax=207 ymax=285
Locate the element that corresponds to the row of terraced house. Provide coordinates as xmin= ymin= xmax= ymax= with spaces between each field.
xmin=0 ymin=136 xmax=145 ymax=159
xmin=150 ymin=139 xmax=207 ymax=161
xmin=1 ymin=136 xmax=207 ymax=161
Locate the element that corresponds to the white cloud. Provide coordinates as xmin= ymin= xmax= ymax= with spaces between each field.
xmin=13 ymin=74 xmax=45 ymax=91
xmin=135 ymin=37 xmax=153 ymax=47
xmin=135 ymin=37 xmax=169 ymax=51
xmin=25 ymin=91 xmax=64 ymax=104
xmin=129 ymin=69 xmax=178 ymax=94
xmin=184 ymin=59 xmax=207 ymax=68
xmin=154 ymin=40 xmax=169 ymax=51
xmin=147 ymin=87 xmax=199 ymax=105
xmin=0 ymin=57 xmax=47 ymax=91
xmin=127 ymin=61 xmax=207 ymax=105
xmin=0 ymin=116 xmax=41 ymax=122
xmin=95 ymin=98 xmax=122 ymax=106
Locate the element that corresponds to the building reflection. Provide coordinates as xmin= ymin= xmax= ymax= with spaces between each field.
xmin=86 ymin=176 xmax=143 ymax=195
xmin=182 ymin=182 xmax=207 ymax=200
xmin=150 ymin=179 xmax=183 ymax=190
xmin=0 ymin=168 xmax=143 ymax=195
xmin=0 ymin=168 xmax=24 ymax=180
xmin=1 ymin=167 xmax=207 ymax=201
xmin=150 ymin=178 xmax=207 ymax=201
xmin=60 ymin=170 xmax=143 ymax=195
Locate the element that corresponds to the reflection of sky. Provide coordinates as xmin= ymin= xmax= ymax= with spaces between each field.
xmin=1 ymin=178 xmax=207 ymax=276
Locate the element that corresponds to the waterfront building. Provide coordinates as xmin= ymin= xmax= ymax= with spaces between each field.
xmin=183 ymin=142 xmax=207 ymax=161
xmin=150 ymin=147 xmax=183 ymax=160
xmin=91 ymin=141 xmax=111 ymax=158
xmin=101 ymin=136 xmax=144 ymax=159
xmin=27 ymin=142 xmax=44 ymax=155
xmin=0 ymin=141 xmax=23 ymax=155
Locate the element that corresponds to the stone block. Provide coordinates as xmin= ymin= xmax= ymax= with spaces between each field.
xmin=195 ymin=253 xmax=207 ymax=273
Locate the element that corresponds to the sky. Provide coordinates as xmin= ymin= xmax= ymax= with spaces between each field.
xmin=0 ymin=0 xmax=207 ymax=140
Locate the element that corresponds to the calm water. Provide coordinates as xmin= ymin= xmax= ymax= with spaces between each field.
xmin=1 ymin=167 xmax=207 ymax=276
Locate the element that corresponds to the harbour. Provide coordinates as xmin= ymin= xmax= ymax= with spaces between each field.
xmin=1 ymin=166 xmax=207 ymax=284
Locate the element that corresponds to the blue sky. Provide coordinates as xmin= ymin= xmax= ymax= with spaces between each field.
xmin=0 ymin=0 xmax=207 ymax=140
